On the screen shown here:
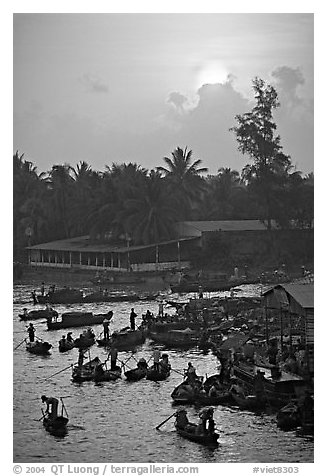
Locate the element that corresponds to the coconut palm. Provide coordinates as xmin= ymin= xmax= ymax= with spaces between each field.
xmin=156 ymin=147 xmax=208 ymax=219
xmin=121 ymin=170 xmax=181 ymax=245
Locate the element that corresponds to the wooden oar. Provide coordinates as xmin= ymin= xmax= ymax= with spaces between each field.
xmin=42 ymin=364 xmax=73 ymax=381
xmin=14 ymin=338 xmax=26 ymax=350
xmin=156 ymin=412 xmax=176 ymax=430
xmin=122 ymin=353 xmax=136 ymax=367
xmin=170 ymin=368 xmax=185 ymax=376
xmin=117 ymin=357 xmax=133 ymax=370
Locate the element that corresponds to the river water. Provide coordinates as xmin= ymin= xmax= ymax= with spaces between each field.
xmin=13 ymin=284 xmax=314 ymax=463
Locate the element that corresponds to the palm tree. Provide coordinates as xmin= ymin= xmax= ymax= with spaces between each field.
xmin=121 ymin=170 xmax=181 ymax=245
xmin=156 ymin=147 xmax=208 ymax=219
xmin=46 ymin=164 xmax=75 ymax=238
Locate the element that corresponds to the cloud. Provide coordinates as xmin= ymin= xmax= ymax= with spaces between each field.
xmin=271 ymin=66 xmax=305 ymax=107
xmin=167 ymin=91 xmax=188 ymax=111
xmin=80 ymin=74 xmax=109 ymax=94
xmin=14 ymin=67 xmax=313 ymax=176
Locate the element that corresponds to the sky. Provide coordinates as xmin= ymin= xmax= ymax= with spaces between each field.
xmin=13 ymin=13 xmax=314 ymax=175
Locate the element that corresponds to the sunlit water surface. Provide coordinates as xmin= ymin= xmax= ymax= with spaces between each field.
xmin=13 ymin=285 xmax=313 ymax=463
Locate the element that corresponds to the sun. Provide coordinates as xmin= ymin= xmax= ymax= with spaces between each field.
xmin=196 ymin=62 xmax=229 ymax=88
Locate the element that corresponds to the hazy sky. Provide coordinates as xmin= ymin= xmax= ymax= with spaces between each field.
xmin=13 ymin=13 xmax=314 ymax=175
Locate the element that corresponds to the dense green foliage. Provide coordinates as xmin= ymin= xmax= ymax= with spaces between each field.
xmin=13 ymin=78 xmax=313 ymax=260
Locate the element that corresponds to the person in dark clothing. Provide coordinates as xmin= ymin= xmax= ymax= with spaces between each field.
xmin=253 ymin=370 xmax=266 ymax=404
xmin=40 ymin=282 xmax=45 ymax=296
xmin=130 ymin=308 xmax=137 ymax=330
xmin=78 ymin=348 xmax=86 ymax=367
xmin=31 ymin=290 xmax=38 ymax=305
xmin=103 ymin=318 xmax=110 ymax=340
xmin=110 ymin=347 xmax=118 ymax=370
xmin=267 ymin=340 xmax=278 ymax=365
xmin=27 ymin=323 xmax=36 ymax=342
xmin=41 ymin=395 xmax=59 ymax=420
xmin=66 ymin=332 xmax=73 ymax=343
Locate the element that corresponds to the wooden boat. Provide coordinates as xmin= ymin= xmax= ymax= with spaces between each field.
xmin=277 ymin=402 xmax=301 ymax=430
xmin=43 ymin=415 xmax=68 ymax=436
xmin=47 ymin=310 xmax=113 ymax=330
xmin=36 ymin=288 xmax=158 ymax=305
xmin=146 ymin=363 xmax=171 ymax=381
xmin=73 ymin=330 xmax=95 ymax=349
xmin=97 ymin=328 xmax=145 ymax=351
xmin=231 ymin=391 xmax=266 ymax=411
xmin=171 ymin=381 xmax=197 ymax=404
xmin=26 ymin=341 xmax=52 ymax=355
xmin=174 ymin=422 xmax=219 ymax=446
xmin=19 ymin=309 xmax=53 ymax=321
xmin=148 ymin=328 xmax=199 ymax=348
xmin=93 ymin=365 xmax=122 ymax=382
xmin=124 ymin=360 xmax=148 ymax=381
xmin=91 ymin=272 xmax=146 ymax=285
xmin=171 ymin=275 xmax=253 ymax=293
xmin=37 ymin=288 xmax=84 ymax=304
xmin=71 ymin=356 xmax=102 ymax=382
xmin=58 ymin=340 xmax=75 ymax=352
xmin=42 ymin=397 xmax=69 ymax=436
xmin=171 ymin=375 xmax=231 ymax=406
xmin=233 ymin=363 xmax=306 ymax=408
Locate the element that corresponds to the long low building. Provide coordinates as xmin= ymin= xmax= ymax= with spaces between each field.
xmin=26 ymin=235 xmax=198 ymax=272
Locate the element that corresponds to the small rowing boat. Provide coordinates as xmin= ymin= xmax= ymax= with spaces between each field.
xmin=124 ymin=359 xmax=148 ymax=381
xmin=175 ymin=422 xmax=219 ymax=446
xmin=71 ymin=356 xmax=102 ymax=382
xmin=93 ymin=365 xmax=122 ymax=382
xmin=97 ymin=328 xmax=145 ymax=351
xmin=26 ymin=341 xmax=52 ymax=355
xmin=42 ymin=397 xmax=69 ymax=436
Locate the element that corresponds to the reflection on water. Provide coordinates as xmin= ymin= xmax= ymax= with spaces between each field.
xmin=13 ymin=285 xmax=313 ymax=463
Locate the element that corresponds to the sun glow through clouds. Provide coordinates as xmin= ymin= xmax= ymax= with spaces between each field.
xmin=196 ymin=62 xmax=229 ymax=88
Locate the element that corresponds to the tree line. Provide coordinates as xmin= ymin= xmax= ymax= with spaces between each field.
xmin=13 ymin=78 xmax=313 ymax=261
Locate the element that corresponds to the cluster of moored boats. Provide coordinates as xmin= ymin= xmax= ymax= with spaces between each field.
xmin=16 ymin=285 xmax=314 ymax=443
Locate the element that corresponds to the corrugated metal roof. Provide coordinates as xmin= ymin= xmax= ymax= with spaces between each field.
xmin=26 ymin=235 xmax=197 ymax=253
xmin=180 ymin=220 xmax=277 ymax=232
xmin=263 ymin=284 xmax=314 ymax=309
xmin=282 ymin=284 xmax=314 ymax=309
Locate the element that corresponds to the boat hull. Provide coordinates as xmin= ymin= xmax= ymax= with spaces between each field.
xmin=43 ymin=416 xmax=68 ymax=436
xmin=26 ymin=341 xmax=52 ymax=355
xmin=47 ymin=311 xmax=111 ymax=330
xmin=175 ymin=423 xmax=219 ymax=445
xmin=97 ymin=329 xmax=145 ymax=351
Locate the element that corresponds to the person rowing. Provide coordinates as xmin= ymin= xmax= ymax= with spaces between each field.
xmin=41 ymin=395 xmax=59 ymax=421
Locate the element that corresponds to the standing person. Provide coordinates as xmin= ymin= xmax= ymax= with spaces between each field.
xmin=185 ymin=362 xmax=197 ymax=384
xmin=103 ymin=318 xmax=110 ymax=340
xmin=40 ymin=282 xmax=45 ymax=296
xmin=153 ymin=349 xmax=161 ymax=372
xmin=78 ymin=348 xmax=86 ymax=367
xmin=198 ymin=286 xmax=204 ymax=299
xmin=41 ymin=395 xmax=59 ymax=420
xmin=158 ymin=301 xmax=164 ymax=317
xmin=130 ymin=308 xmax=137 ymax=330
xmin=66 ymin=332 xmax=74 ymax=343
xmin=110 ymin=347 xmax=118 ymax=370
xmin=253 ymin=370 xmax=266 ymax=405
xmin=31 ymin=290 xmax=38 ymax=305
xmin=27 ymin=323 xmax=36 ymax=342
